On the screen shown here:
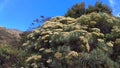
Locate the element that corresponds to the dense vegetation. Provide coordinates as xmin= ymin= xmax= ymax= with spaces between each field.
xmin=0 ymin=45 xmax=26 ymax=67
xmin=0 ymin=1 xmax=120 ymax=68
xmin=24 ymin=12 xmax=120 ymax=68
xmin=65 ymin=2 xmax=112 ymax=18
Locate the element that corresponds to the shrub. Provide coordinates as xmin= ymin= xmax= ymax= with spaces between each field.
xmin=65 ymin=1 xmax=112 ymax=18
xmin=24 ymin=12 xmax=120 ymax=68
xmin=0 ymin=44 xmax=27 ymax=67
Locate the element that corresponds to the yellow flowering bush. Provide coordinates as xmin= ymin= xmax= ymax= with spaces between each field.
xmin=24 ymin=12 xmax=120 ymax=68
xmin=25 ymin=55 xmax=43 ymax=68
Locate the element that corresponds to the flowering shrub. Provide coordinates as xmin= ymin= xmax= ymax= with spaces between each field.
xmin=24 ymin=12 xmax=120 ymax=68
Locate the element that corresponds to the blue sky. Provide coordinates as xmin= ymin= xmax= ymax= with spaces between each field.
xmin=0 ymin=0 xmax=120 ymax=31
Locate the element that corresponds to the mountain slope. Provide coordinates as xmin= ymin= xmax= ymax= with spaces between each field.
xmin=0 ymin=26 xmax=22 ymax=46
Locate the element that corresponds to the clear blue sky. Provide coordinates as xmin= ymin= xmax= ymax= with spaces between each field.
xmin=0 ymin=0 xmax=120 ymax=31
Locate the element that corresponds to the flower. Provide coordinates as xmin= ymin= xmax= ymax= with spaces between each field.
xmin=92 ymin=32 xmax=104 ymax=38
xmin=53 ymin=32 xmax=59 ymax=35
xmin=65 ymin=51 xmax=79 ymax=65
xmin=39 ymin=48 xmax=45 ymax=51
xmin=65 ymin=51 xmax=78 ymax=59
xmin=79 ymin=36 xmax=88 ymax=44
xmin=91 ymin=13 xmax=101 ymax=21
xmin=55 ymin=29 xmax=63 ymax=32
xmin=97 ymin=39 xmax=104 ymax=43
xmin=41 ymin=31 xmax=52 ymax=35
xmin=47 ymin=59 xmax=52 ymax=63
xmin=28 ymin=33 xmax=34 ymax=38
xmin=91 ymin=28 xmax=100 ymax=32
xmin=23 ymin=41 xmax=30 ymax=46
xmin=90 ymin=21 xmax=96 ymax=26
xmin=26 ymin=55 xmax=42 ymax=62
xmin=107 ymin=19 xmax=113 ymax=24
xmin=31 ymin=63 xmax=38 ymax=68
xmin=115 ymin=39 xmax=120 ymax=45
xmin=106 ymin=42 xmax=113 ymax=47
xmin=41 ymin=35 xmax=49 ymax=40
xmin=34 ymin=29 xmax=40 ymax=33
xmin=54 ymin=52 xmax=62 ymax=60
xmin=45 ymin=49 xmax=52 ymax=53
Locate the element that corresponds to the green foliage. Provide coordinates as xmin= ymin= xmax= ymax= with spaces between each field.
xmin=86 ymin=1 xmax=112 ymax=14
xmin=20 ymin=31 xmax=31 ymax=45
xmin=65 ymin=2 xmax=85 ymax=18
xmin=65 ymin=1 xmax=112 ymax=18
xmin=0 ymin=44 xmax=27 ymax=67
xmin=77 ymin=48 xmax=118 ymax=68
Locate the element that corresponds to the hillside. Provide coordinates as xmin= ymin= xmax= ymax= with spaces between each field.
xmin=0 ymin=12 xmax=120 ymax=68
xmin=0 ymin=26 xmax=22 ymax=46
